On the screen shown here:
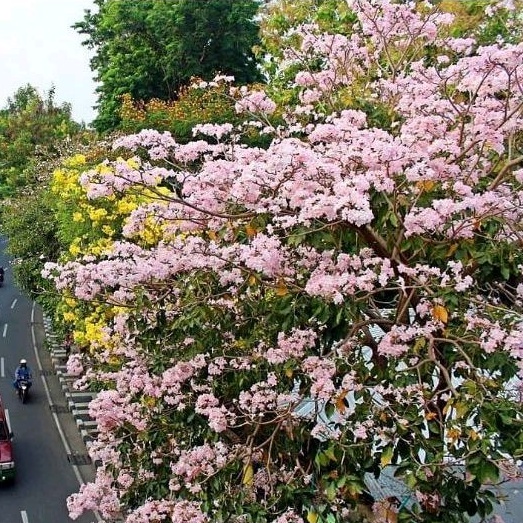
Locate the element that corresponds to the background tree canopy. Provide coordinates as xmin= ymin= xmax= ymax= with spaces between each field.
xmin=0 ymin=84 xmax=91 ymax=305
xmin=75 ymin=0 xmax=263 ymax=132
xmin=0 ymin=84 xmax=81 ymax=196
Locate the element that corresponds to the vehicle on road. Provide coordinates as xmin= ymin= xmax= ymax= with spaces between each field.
xmin=16 ymin=379 xmax=30 ymax=404
xmin=13 ymin=359 xmax=32 ymax=403
xmin=0 ymin=398 xmax=15 ymax=482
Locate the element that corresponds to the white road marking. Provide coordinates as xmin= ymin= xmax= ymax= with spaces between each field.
xmin=0 ymin=357 xmax=4 ymax=378
xmin=21 ymin=511 xmax=29 ymax=523
xmin=5 ymin=409 xmax=11 ymax=433
xmin=30 ymin=303 xmax=103 ymax=523
xmin=2 ymin=323 xmax=7 ymax=338
xmin=10 ymin=299 xmax=17 ymax=309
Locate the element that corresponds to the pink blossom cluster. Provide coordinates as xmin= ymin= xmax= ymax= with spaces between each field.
xmin=67 ymin=468 xmax=121 ymax=520
xmin=89 ymin=389 xmax=147 ymax=432
xmin=271 ymin=510 xmax=305 ymax=523
xmin=81 ymin=158 xmax=175 ymax=198
xmin=465 ymin=311 xmax=523 ymax=364
xmin=113 ymin=129 xmax=177 ymax=160
xmin=192 ymin=123 xmax=234 ymax=141
xmin=234 ymin=87 xmax=277 ymax=115
xmin=261 ymin=328 xmax=318 ymax=364
xmin=363 ymin=1 xmax=453 ymax=43
xmin=170 ymin=442 xmax=231 ymax=492
xmin=66 ymin=353 xmax=84 ymax=376
xmin=238 ymin=374 xmax=280 ymax=415
xmin=302 ymin=356 xmax=336 ymax=400
xmin=194 ymin=393 xmax=232 ymax=433
xmin=126 ymin=500 xmax=208 ymax=523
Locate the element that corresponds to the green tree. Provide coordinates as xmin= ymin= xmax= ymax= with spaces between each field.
xmin=75 ymin=0 xmax=263 ymax=132
xmin=0 ymin=84 xmax=82 ymax=196
xmin=258 ymin=0 xmax=355 ymax=61
xmin=0 ymin=84 xmax=91 ymax=304
xmin=0 ymin=135 xmax=101 ymax=309
xmin=1 ymin=186 xmax=61 ymax=305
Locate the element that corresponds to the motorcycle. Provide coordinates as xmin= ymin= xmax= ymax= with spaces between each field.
xmin=16 ymin=379 xmax=30 ymax=404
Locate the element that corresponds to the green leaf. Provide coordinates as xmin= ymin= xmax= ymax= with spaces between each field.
xmin=389 ymin=212 xmax=398 ymax=227
xmin=323 ymin=446 xmax=337 ymax=462
xmin=468 ymin=458 xmax=499 ymax=484
xmin=325 ymin=482 xmax=337 ymax=501
xmin=380 ymin=445 xmax=394 ymax=467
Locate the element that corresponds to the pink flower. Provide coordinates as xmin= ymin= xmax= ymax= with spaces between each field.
xmin=235 ymin=89 xmax=277 ymax=114
xmin=272 ymin=510 xmax=305 ymax=523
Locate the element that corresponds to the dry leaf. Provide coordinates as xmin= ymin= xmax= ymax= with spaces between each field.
xmin=245 ymin=224 xmax=257 ymax=237
xmin=432 ymin=304 xmax=448 ymax=324
xmin=275 ymin=281 xmax=288 ymax=296
xmin=242 ymin=463 xmax=254 ymax=486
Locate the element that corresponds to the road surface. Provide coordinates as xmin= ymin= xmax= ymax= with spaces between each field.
xmin=0 ymin=242 xmax=98 ymax=523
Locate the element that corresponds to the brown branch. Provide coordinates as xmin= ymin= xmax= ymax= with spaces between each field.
xmin=488 ymin=154 xmax=523 ymax=190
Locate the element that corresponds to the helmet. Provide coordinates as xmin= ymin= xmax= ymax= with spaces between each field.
xmin=19 ymin=359 xmax=27 ymax=366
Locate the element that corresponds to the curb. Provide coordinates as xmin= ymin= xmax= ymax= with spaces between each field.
xmin=43 ymin=316 xmax=99 ymax=445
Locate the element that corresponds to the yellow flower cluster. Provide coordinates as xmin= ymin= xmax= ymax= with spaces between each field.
xmin=50 ymin=151 xmax=182 ymax=358
xmin=88 ymin=237 xmax=114 ymax=257
xmin=51 ymin=154 xmax=155 ymax=259
xmin=56 ymin=292 xmax=79 ymax=326
xmin=88 ymin=207 xmax=108 ymax=223
xmin=116 ymin=198 xmax=139 ymax=215
xmin=71 ymin=305 xmax=123 ymax=353
xmin=52 ymin=154 xmax=87 ymax=199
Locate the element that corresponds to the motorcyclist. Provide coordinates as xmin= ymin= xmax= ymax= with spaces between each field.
xmin=13 ymin=359 xmax=32 ymax=391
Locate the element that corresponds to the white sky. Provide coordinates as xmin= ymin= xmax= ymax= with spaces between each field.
xmin=0 ymin=0 xmax=98 ymax=125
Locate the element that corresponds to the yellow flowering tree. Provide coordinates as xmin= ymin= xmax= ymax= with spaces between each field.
xmin=49 ymin=150 xmax=174 ymax=353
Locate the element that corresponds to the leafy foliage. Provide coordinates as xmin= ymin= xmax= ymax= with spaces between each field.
xmin=0 ymin=84 xmax=81 ymax=196
xmin=439 ymin=0 xmax=523 ymax=44
xmin=119 ymin=81 xmax=239 ymax=142
xmin=119 ymin=78 xmax=281 ymax=149
xmin=0 ymin=85 xmax=90 ymax=307
xmin=1 ymin=186 xmax=61 ymax=306
xmin=75 ymin=0 xmax=263 ymax=132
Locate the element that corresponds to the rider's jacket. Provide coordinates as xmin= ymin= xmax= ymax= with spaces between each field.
xmin=15 ymin=367 xmax=31 ymax=381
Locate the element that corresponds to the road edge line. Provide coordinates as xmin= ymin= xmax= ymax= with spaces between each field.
xmin=30 ymin=301 xmax=103 ymax=522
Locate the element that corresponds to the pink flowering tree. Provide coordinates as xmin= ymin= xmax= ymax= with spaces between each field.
xmin=44 ymin=1 xmax=523 ymax=522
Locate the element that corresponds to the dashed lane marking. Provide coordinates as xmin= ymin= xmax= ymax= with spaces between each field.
xmin=5 ymin=409 xmax=11 ymax=433
xmin=10 ymin=299 xmax=17 ymax=309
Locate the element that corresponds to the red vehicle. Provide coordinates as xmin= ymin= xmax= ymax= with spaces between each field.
xmin=0 ymin=399 xmax=14 ymax=482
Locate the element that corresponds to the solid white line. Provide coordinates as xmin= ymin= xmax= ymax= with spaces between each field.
xmin=0 ymin=357 xmax=4 ymax=378
xmin=5 ymin=409 xmax=11 ymax=434
xmin=20 ymin=510 xmax=29 ymax=523
xmin=30 ymin=304 xmax=76 ymax=471
xmin=30 ymin=303 xmax=103 ymax=523
xmin=2 ymin=324 xmax=7 ymax=338
xmin=10 ymin=299 xmax=17 ymax=309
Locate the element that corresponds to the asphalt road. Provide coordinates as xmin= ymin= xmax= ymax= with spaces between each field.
xmin=0 ymin=243 xmax=98 ymax=523
xmin=473 ymin=481 xmax=523 ymax=523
